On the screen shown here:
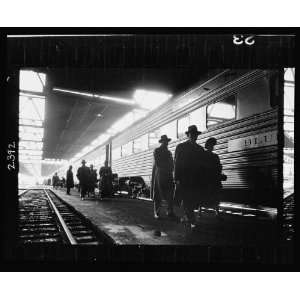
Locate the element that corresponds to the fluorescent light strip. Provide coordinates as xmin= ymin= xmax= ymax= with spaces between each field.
xmin=53 ymin=88 xmax=135 ymax=105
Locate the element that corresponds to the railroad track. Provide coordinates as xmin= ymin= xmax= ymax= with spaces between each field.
xmin=18 ymin=189 xmax=114 ymax=245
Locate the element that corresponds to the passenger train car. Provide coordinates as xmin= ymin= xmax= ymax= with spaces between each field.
xmin=61 ymin=69 xmax=283 ymax=208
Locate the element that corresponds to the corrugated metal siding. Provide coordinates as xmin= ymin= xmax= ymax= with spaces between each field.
xmin=112 ymin=108 xmax=278 ymax=191
xmin=112 ymin=70 xmax=267 ymax=148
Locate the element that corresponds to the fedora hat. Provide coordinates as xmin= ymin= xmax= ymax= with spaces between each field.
xmin=81 ymin=159 xmax=86 ymax=164
xmin=205 ymin=137 xmax=217 ymax=148
xmin=185 ymin=125 xmax=202 ymax=136
xmin=159 ymin=134 xmax=171 ymax=143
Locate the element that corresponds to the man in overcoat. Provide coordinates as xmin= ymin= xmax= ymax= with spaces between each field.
xmin=76 ymin=160 xmax=90 ymax=200
xmin=88 ymin=164 xmax=98 ymax=197
xmin=99 ymin=160 xmax=113 ymax=198
xmin=151 ymin=134 xmax=176 ymax=219
xmin=52 ymin=172 xmax=59 ymax=189
xmin=66 ymin=165 xmax=74 ymax=195
xmin=200 ymin=137 xmax=225 ymax=217
xmin=174 ymin=125 xmax=207 ymax=228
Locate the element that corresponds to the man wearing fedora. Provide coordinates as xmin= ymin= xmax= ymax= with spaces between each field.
xmin=76 ymin=159 xmax=91 ymax=200
xmin=174 ymin=125 xmax=207 ymax=228
xmin=151 ymin=134 xmax=177 ymax=219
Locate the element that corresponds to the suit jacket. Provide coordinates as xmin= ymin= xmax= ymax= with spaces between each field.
xmin=174 ymin=140 xmax=207 ymax=187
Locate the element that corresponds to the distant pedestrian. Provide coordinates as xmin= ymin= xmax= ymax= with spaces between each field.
xmin=76 ymin=160 xmax=91 ymax=200
xmin=151 ymin=135 xmax=177 ymax=220
xmin=61 ymin=177 xmax=66 ymax=188
xmin=66 ymin=165 xmax=74 ymax=195
xmin=200 ymin=137 xmax=225 ymax=217
xmin=88 ymin=164 xmax=97 ymax=197
xmin=99 ymin=160 xmax=113 ymax=198
xmin=52 ymin=172 xmax=59 ymax=189
xmin=174 ymin=125 xmax=207 ymax=229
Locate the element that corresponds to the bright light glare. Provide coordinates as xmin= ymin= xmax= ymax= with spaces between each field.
xmin=110 ymin=109 xmax=148 ymax=134
xmin=133 ymin=89 xmax=172 ymax=110
xmin=19 ymin=155 xmax=42 ymax=161
xmin=19 ymin=96 xmax=45 ymax=121
xmin=20 ymin=70 xmax=46 ymax=93
xmin=208 ymin=103 xmax=235 ymax=119
xmin=284 ymin=68 xmax=295 ymax=82
xmin=19 ymin=173 xmax=37 ymax=186
xmin=53 ymin=88 xmax=135 ymax=105
xmin=91 ymin=134 xmax=110 ymax=146
xmin=67 ymin=90 xmax=170 ymax=165
xmin=19 ymin=149 xmax=43 ymax=155
xmin=19 ymin=118 xmax=43 ymax=127
xmin=19 ymin=126 xmax=44 ymax=141
xmin=19 ymin=141 xmax=43 ymax=150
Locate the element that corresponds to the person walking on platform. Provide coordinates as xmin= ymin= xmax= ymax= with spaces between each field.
xmin=66 ymin=165 xmax=74 ymax=195
xmin=89 ymin=164 xmax=97 ymax=198
xmin=174 ymin=125 xmax=207 ymax=229
xmin=99 ymin=160 xmax=113 ymax=198
xmin=151 ymin=134 xmax=177 ymax=220
xmin=52 ymin=172 xmax=59 ymax=190
xmin=200 ymin=137 xmax=226 ymax=217
xmin=76 ymin=160 xmax=90 ymax=200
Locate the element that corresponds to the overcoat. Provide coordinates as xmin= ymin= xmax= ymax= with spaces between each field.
xmin=66 ymin=169 xmax=74 ymax=188
xmin=202 ymin=150 xmax=223 ymax=207
xmin=174 ymin=140 xmax=207 ymax=206
xmin=90 ymin=169 xmax=98 ymax=187
xmin=76 ymin=166 xmax=90 ymax=186
xmin=151 ymin=146 xmax=174 ymax=203
xmin=99 ymin=166 xmax=113 ymax=196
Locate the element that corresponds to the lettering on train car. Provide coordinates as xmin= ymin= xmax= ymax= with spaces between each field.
xmin=228 ymin=130 xmax=278 ymax=152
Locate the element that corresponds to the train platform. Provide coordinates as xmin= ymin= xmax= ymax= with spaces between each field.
xmin=50 ymin=188 xmax=278 ymax=246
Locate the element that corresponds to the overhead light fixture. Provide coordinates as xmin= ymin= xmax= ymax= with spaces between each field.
xmin=53 ymin=88 xmax=135 ymax=106
xmin=62 ymin=89 xmax=173 ymax=167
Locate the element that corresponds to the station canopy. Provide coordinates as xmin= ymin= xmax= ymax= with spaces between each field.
xmin=13 ymin=36 xmax=225 ymax=179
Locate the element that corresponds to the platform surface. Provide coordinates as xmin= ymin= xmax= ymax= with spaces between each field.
xmin=50 ymin=187 xmax=278 ymax=246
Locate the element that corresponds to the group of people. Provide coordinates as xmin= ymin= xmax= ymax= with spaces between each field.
xmin=52 ymin=124 xmax=223 ymax=229
xmin=65 ymin=160 xmax=113 ymax=200
xmin=151 ymin=124 xmax=226 ymax=229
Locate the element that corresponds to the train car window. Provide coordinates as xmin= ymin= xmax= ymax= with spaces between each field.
xmin=160 ymin=120 xmax=177 ymax=140
xmin=206 ymin=95 xmax=236 ymax=128
xmin=149 ymin=128 xmax=161 ymax=147
xmin=177 ymin=115 xmax=190 ymax=138
xmin=133 ymin=134 xmax=148 ymax=153
xmin=122 ymin=141 xmax=133 ymax=157
xmin=189 ymin=106 xmax=207 ymax=132
xmin=112 ymin=147 xmax=121 ymax=160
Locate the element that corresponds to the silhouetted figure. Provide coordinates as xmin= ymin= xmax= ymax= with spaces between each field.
xmin=88 ymin=164 xmax=97 ymax=197
xmin=76 ymin=160 xmax=91 ymax=200
xmin=174 ymin=125 xmax=207 ymax=229
xmin=200 ymin=138 xmax=224 ymax=216
xmin=151 ymin=135 xmax=177 ymax=219
xmin=61 ymin=177 xmax=66 ymax=188
xmin=52 ymin=172 xmax=59 ymax=190
xmin=99 ymin=160 xmax=113 ymax=198
xmin=66 ymin=165 xmax=74 ymax=195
